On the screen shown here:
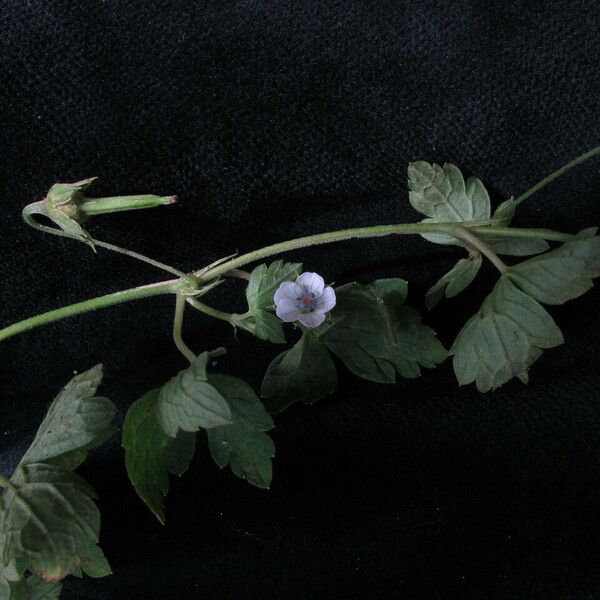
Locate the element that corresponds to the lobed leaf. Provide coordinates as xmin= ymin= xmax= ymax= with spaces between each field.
xmin=371 ymin=279 xmax=447 ymax=377
xmin=408 ymin=161 xmax=490 ymax=223
xmin=426 ymin=254 xmax=483 ymax=309
xmin=507 ymin=231 xmax=600 ymax=304
xmin=253 ymin=311 xmax=286 ymax=344
xmin=261 ymin=332 xmax=337 ymax=414
xmin=24 ymin=575 xmax=62 ymax=599
xmin=320 ymin=280 xmax=446 ymax=383
xmin=157 ymin=350 xmax=232 ymax=437
xmin=246 ymin=260 xmax=302 ymax=312
xmin=451 ymin=277 xmax=564 ymax=392
xmin=407 ymin=161 xmax=490 ymax=246
xmin=207 ymin=375 xmax=275 ymax=489
xmin=240 ymin=260 xmax=302 ymax=343
xmin=0 ymin=368 xmax=115 ymax=592
xmin=122 ymin=390 xmax=196 ymax=524
xmin=0 ymin=574 xmax=62 ymax=600
xmin=0 ymin=464 xmax=107 ymax=583
xmin=407 ymin=162 xmax=547 ymax=256
xmin=21 ymin=365 xmax=117 ymax=470
xmin=319 ymin=283 xmax=396 ymax=383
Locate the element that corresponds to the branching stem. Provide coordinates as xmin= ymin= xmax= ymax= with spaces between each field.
xmin=0 ymin=221 xmax=579 ymax=343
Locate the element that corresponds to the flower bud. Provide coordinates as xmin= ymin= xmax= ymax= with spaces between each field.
xmin=22 ymin=178 xmax=177 ymax=251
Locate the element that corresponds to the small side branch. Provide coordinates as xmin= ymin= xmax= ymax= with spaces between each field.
xmin=514 ymin=145 xmax=600 ymax=206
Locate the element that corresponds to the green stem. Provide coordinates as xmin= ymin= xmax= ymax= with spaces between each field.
xmin=186 ymin=298 xmax=235 ymax=323
xmin=23 ymin=203 xmax=186 ymax=277
xmin=196 ymin=223 xmax=572 ymax=283
xmin=0 ymin=474 xmax=12 ymax=490
xmin=0 ymin=281 xmax=176 ymax=342
xmin=513 ymin=145 xmax=600 ymax=206
xmin=0 ymin=221 xmax=577 ymax=343
xmin=173 ymin=294 xmax=196 ymax=363
xmin=454 ymin=228 xmax=507 ymax=273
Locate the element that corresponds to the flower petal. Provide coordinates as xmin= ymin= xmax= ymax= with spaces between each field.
xmin=315 ymin=286 xmax=336 ymax=313
xmin=298 ymin=311 xmax=326 ymax=328
xmin=296 ymin=272 xmax=325 ymax=296
xmin=274 ymin=281 xmax=302 ymax=305
xmin=275 ymin=297 xmax=301 ymax=322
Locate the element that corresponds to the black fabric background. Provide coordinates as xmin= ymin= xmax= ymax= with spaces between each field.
xmin=1 ymin=1 xmax=600 ymax=598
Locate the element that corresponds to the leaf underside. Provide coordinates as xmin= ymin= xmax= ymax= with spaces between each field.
xmin=451 ymin=231 xmax=600 ymax=391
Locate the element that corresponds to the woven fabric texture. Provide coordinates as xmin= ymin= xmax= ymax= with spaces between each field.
xmin=1 ymin=1 xmax=600 ymax=598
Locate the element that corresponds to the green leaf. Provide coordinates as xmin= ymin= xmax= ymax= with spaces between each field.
xmin=21 ymin=365 xmax=117 ymax=470
xmin=408 ymin=162 xmax=490 ymax=222
xmin=122 ymin=389 xmax=196 ymax=524
xmin=239 ymin=261 xmax=302 ymax=343
xmin=0 ymin=579 xmax=26 ymax=600
xmin=0 ymin=463 xmax=105 ymax=583
xmin=207 ymin=375 xmax=275 ymax=489
xmin=261 ymin=332 xmax=337 ymax=413
xmin=253 ymin=310 xmax=285 ymax=344
xmin=320 ymin=280 xmax=446 ymax=383
xmin=157 ymin=350 xmax=232 ymax=437
xmin=0 ymin=571 xmax=63 ymax=598
xmin=45 ymin=208 xmax=95 ymax=250
xmin=371 ymin=279 xmax=447 ymax=377
xmin=482 ymin=235 xmax=550 ymax=256
xmin=451 ymin=277 xmax=564 ymax=392
xmin=25 ymin=574 xmax=62 ymax=599
xmin=491 ymin=197 xmax=517 ymax=227
xmin=320 ymin=283 xmax=396 ymax=383
xmin=246 ymin=260 xmax=302 ymax=312
xmin=79 ymin=544 xmax=111 ymax=578
xmin=408 ymin=161 xmax=490 ymax=245
xmin=426 ymin=254 xmax=483 ymax=309
xmin=316 ymin=278 xmax=447 ymax=383
xmin=370 ymin=278 xmax=408 ymax=306
xmin=507 ymin=233 xmax=600 ymax=304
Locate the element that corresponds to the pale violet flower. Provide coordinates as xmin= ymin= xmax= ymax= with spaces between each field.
xmin=274 ymin=272 xmax=336 ymax=328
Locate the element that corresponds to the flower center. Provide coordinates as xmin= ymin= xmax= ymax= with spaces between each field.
xmin=296 ymin=290 xmax=317 ymax=312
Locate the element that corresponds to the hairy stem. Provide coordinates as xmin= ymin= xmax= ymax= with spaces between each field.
xmin=186 ymin=298 xmax=236 ymax=323
xmin=513 ymin=145 xmax=600 ymax=206
xmin=0 ymin=281 xmax=176 ymax=342
xmin=23 ymin=205 xmax=186 ymax=277
xmin=196 ymin=223 xmax=571 ymax=283
xmin=0 ymin=222 xmax=576 ymax=342
xmin=227 ymin=268 xmax=251 ymax=281
xmin=173 ymin=294 xmax=196 ymax=363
